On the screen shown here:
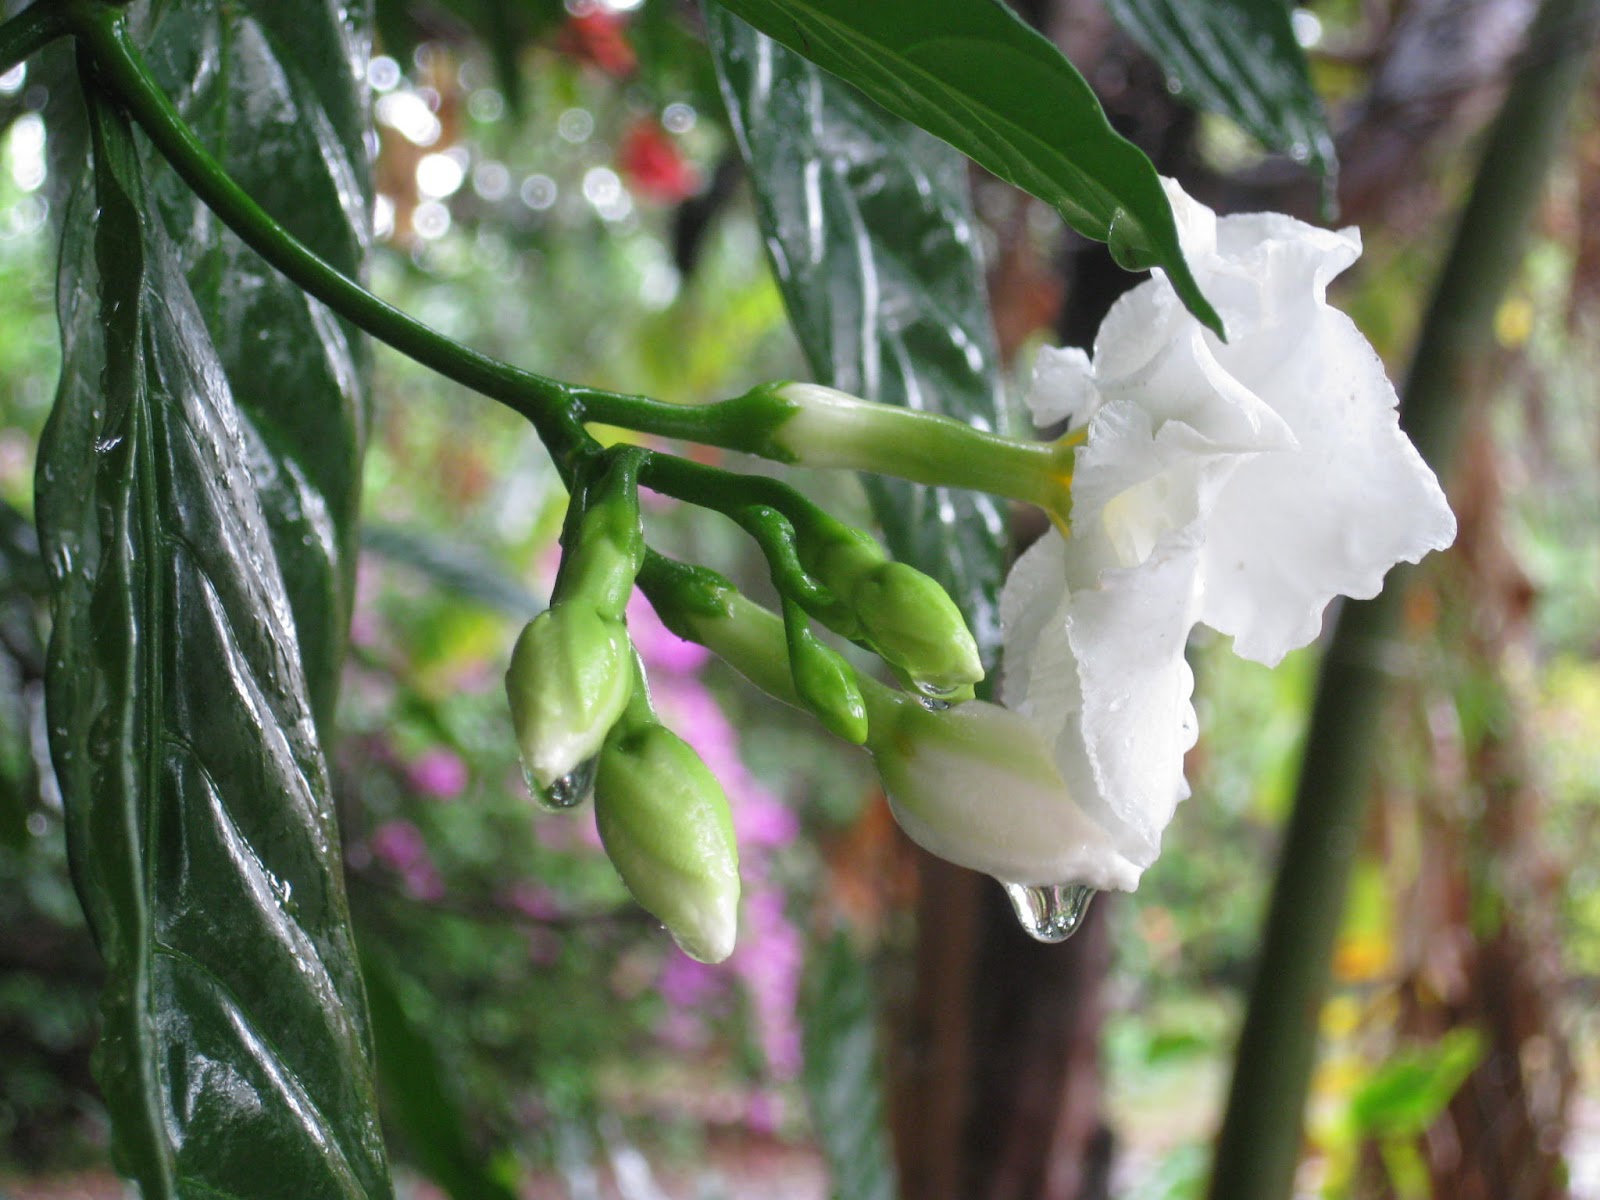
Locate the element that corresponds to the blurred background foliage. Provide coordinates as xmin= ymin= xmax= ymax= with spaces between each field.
xmin=1 ymin=0 xmax=1597 ymax=1196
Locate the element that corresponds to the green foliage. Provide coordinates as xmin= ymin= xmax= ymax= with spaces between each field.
xmin=1345 ymin=1029 xmax=1484 ymax=1138
xmin=705 ymin=0 xmax=1223 ymax=335
xmin=360 ymin=946 xmax=520 ymax=1200
xmin=705 ymin=8 xmax=1010 ymax=662
xmin=10 ymin=0 xmax=1592 ymax=1194
xmin=36 ymin=89 xmax=391 ymax=1197
xmin=1102 ymin=0 xmax=1336 ymax=192
xmin=799 ymin=932 xmax=898 ymax=1200
xmin=136 ymin=0 xmax=376 ymax=742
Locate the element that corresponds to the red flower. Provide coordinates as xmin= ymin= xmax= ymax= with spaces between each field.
xmin=559 ymin=11 xmax=637 ymax=78
xmin=619 ymin=120 xmax=699 ymax=203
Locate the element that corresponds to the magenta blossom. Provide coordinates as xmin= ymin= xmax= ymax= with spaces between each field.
xmin=407 ymin=748 xmax=469 ymax=800
xmin=629 ymin=589 xmax=711 ymax=675
xmin=369 ymin=820 xmax=446 ymax=902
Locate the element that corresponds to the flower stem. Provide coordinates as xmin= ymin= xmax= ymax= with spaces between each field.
xmin=1206 ymin=0 xmax=1600 ymax=1194
xmin=70 ymin=3 xmax=583 ymax=449
xmin=0 ymin=1 xmax=69 ymax=75
xmin=70 ymin=2 xmax=1069 ymax=514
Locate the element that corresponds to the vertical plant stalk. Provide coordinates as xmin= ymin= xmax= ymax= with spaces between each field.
xmin=1206 ymin=0 xmax=1600 ymax=1196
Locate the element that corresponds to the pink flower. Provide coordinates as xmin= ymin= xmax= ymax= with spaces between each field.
xmin=407 ymin=748 xmax=469 ymax=800
xmin=369 ymin=820 xmax=446 ymax=902
xmin=629 ymin=590 xmax=710 ymax=675
xmin=659 ymin=948 xmax=725 ymax=1008
xmin=730 ymin=886 xmax=804 ymax=1080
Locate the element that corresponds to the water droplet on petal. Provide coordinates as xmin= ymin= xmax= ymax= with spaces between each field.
xmin=527 ymin=756 xmax=597 ymax=812
xmin=1002 ymin=881 xmax=1097 ymax=943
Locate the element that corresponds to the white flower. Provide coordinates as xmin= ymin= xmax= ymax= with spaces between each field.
xmin=1000 ymin=179 xmax=1456 ymax=888
xmin=868 ymin=695 xmax=1143 ymax=892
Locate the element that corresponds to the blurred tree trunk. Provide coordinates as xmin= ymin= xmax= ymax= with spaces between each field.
xmin=1389 ymin=422 xmax=1574 ymax=1199
xmin=887 ymin=6 xmax=1192 ymax=1194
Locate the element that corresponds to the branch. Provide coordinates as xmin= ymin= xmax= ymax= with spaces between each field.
xmin=0 ymin=1 xmax=69 ymax=76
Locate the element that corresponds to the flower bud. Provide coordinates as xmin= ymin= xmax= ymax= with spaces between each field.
xmin=786 ymin=616 xmax=869 ymax=745
xmin=505 ymin=604 xmax=634 ymax=792
xmin=852 ymin=562 xmax=983 ymax=698
xmin=556 ymin=454 xmax=647 ymax=620
xmin=867 ymin=696 xmax=1140 ymax=891
xmin=595 ymin=723 xmax=741 ymax=963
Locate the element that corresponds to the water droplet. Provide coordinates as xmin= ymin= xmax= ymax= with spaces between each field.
xmin=527 ymin=756 xmax=597 ymax=812
xmin=918 ymin=695 xmax=951 ymax=712
xmin=1002 ymin=881 xmax=1097 ymax=943
xmin=911 ymin=678 xmax=964 ymax=705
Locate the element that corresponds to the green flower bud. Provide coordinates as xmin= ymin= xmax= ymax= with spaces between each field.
xmin=595 ymin=723 xmax=741 ymax=963
xmin=852 ymin=562 xmax=983 ymax=698
xmin=784 ymin=604 xmax=869 ymax=745
xmin=555 ymin=452 xmax=647 ymax=620
xmin=505 ymin=604 xmax=633 ymax=792
xmin=796 ymin=523 xmax=881 ymax=639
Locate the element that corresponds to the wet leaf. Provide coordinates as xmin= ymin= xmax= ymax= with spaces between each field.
xmin=707 ymin=9 xmax=1008 ymax=668
xmin=35 ymin=86 xmax=391 ymax=1200
xmin=134 ymin=0 xmax=376 ymax=741
xmin=1103 ymin=0 xmax=1337 ymax=193
xmin=704 ymin=0 xmax=1222 ymax=334
xmin=799 ymin=932 xmax=898 ymax=1200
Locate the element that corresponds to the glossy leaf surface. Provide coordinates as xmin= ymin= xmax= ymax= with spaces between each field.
xmin=35 ymin=83 xmax=391 ymax=1200
xmin=705 ymin=0 xmax=1222 ymax=334
xmin=134 ymin=0 xmax=375 ymax=741
xmin=1103 ymin=0 xmax=1337 ymax=189
xmin=800 ymin=933 xmax=898 ymax=1200
xmin=708 ymin=9 xmax=1008 ymax=663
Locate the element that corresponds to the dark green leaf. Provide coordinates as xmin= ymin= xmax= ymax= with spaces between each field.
xmin=362 ymin=946 xmax=519 ymax=1200
xmin=705 ymin=0 xmax=1222 ymax=334
xmin=706 ymin=9 xmax=1008 ymax=664
xmin=1102 ymin=0 xmax=1337 ymax=192
xmin=36 ymin=88 xmax=391 ymax=1200
xmin=799 ymin=932 xmax=898 ymax=1200
xmin=134 ymin=0 xmax=377 ymax=742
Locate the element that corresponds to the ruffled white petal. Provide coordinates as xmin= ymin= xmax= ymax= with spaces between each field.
xmin=1047 ymin=530 xmax=1203 ymax=870
xmin=1199 ymin=308 xmax=1456 ymax=663
xmin=1026 ymin=345 xmax=1097 ymax=428
xmin=995 ymin=177 xmax=1455 ymax=892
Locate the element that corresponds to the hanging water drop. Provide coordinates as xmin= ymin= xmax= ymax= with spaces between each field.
xmin=918 ymin=695 xmax=951 ymax=712
xmin=1002 ymin=881 xmax=1097 ymax=943
xmin=527 ymin=755 xmax=597 ymax=812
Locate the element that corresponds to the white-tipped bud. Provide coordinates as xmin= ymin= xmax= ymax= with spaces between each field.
xmin=868 ymin=697 xmax=1141 ymax=891
xmin=595 ymin=723 xmax=741 ymax=963
xmin=505 ymin=604 xmax=634 ymax=792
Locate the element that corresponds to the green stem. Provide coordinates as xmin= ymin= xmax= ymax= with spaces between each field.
xmin=70 ymin=2 xmax=1068 ymax=512
xmin=70 ymin=3 xmax=582 ymax=449
xmin=1205 ymin=0 xmax=1600 ymax=1194
xmin=0 ymin=1 xmax=70 ymax=75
